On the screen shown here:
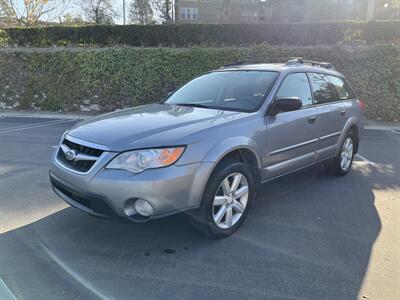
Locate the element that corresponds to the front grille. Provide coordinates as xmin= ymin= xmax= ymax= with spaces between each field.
xmin=63 ymin=139 xmax=103 ymax=157
xmin=57 ymin=138 xmax=103 ymax=173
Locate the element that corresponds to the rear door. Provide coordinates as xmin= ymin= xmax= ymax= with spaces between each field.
xmin=307 ymin=73 xmax=346 ymax=160
xmin=264 ymin=72 xmax=319 ymax=180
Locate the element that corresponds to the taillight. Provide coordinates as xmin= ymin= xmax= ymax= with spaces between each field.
xmin=357 ymin=99 xmax=365 ymax=113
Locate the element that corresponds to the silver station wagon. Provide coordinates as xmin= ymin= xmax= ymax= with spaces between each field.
xmin=50 ymin=58 xmax=364 ymax=238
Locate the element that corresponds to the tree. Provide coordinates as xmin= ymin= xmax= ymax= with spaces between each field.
xmin=79 ymin=0 xmax=117 ymax=24
xmin=129 ymin=0 xmax=154 ymax=25
xmin=60 ymin=13 xmax=86 ymax=25
xmin=154 ymin=0 xmax=172 ymax=23
xmin=376 ymin=0 xmax=400 ymax=19
xmin=0 ymin=1 xmax=11 ymax=17
xmin=0 ymin=0 xmax=67 ymax=26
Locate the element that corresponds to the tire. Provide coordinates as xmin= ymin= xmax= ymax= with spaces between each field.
xmin=330 ymin=131 xmax=355 ymax=176
xmin=190 ymin=159 xmax=255 ymax=238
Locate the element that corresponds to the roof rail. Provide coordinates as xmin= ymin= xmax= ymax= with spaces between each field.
xmin=286 ymin=57 xmax=335 ymax=70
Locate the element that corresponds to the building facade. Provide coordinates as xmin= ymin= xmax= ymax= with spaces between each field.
xmin=175 ymin=0 xmax=368 ymax=24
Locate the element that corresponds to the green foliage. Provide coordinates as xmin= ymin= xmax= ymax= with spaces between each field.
xmin=0 ymin=28 xmax=7 ymax=45
xmin=1 ymin=21 xmax=400 ymax=47
xmin=0 ymin=52 xmax=27 ymax=108
xmin=0 ymin=45 xmax=399 ymax=121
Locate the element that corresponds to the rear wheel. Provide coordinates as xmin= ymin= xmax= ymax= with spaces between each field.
xmin=330 ymin=132 xmax=355 ymax=176
xmin=190 ymin=160 xmax=254 ymax=238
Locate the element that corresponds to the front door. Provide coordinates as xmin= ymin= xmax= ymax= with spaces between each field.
xmin=263 ymin=72 xmax=319 ymax=180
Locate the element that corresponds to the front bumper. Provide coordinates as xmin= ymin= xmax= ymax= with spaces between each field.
xmin=50 ymin=151 xmax=214 ymax=222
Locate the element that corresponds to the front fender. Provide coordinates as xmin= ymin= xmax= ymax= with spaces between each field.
xmin=188 ymin=137 xmax=263 ymax=207
xmin=203 ymin=136 xmax=263 ymax=168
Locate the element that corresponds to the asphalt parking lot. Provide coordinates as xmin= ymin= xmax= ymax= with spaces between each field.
xmin=0 ymin=116 xmax=399 ymax=300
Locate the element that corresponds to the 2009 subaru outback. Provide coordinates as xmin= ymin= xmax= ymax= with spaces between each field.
xmin=50 ymin=58 xmax=364 ymax=238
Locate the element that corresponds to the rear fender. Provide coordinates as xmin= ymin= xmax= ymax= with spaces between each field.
xmin=336 ymin=117 xmax=360 ymax=155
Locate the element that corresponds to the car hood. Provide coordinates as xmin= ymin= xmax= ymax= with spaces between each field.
xmin=67 ymin=103 xmax=249 ymax=151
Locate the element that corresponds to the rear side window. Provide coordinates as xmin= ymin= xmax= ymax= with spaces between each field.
xmin=276 ymin=73 xmax=313 ymax=106
xmin=307 ymin=73 xmax=339 ymax=104
xmin=327 ymin=75 xmax=355 ymax=100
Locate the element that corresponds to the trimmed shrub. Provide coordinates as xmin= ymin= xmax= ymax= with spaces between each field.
xmin=0 ymin=45 xmax=399 ymax=121
xmin=1 ymin=21 xmax=400 ymax=47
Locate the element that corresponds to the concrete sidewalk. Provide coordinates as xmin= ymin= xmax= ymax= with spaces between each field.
xmin=1 ymin=109 xmax=400 ymax=130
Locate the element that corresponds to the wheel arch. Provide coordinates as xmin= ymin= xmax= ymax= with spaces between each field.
xmin=349 ymin=124 xmax=360 ymax=153
xmin=202 ymin=138 xmax=263 ymax=197
xmin=337 ymin=118 xmax=360 ymax=155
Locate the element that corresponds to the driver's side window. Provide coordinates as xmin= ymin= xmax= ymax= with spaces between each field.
xmin=276 ymin=73 xmax=313 ymax=107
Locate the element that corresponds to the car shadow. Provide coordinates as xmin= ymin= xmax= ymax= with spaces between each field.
xmin=0 ymin=161 xmax=395 ymax=300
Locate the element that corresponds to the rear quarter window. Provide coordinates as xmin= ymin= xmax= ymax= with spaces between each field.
xmin=327 ymin=75 xmax=355 ymax=100
xmin=307 ymin=73 xmax=339 ymax=104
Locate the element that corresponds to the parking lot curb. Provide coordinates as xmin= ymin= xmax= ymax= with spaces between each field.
xmin=0 ymin=110 xmax=92 ymax=120
xmin=363 ymin=120 xmax=400 ymax=131
xmin=364 ymin=125 xmax=400 ymax=131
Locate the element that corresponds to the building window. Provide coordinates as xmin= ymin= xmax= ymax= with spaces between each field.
xmin=180 ymin=7 xmax=198 ymax=20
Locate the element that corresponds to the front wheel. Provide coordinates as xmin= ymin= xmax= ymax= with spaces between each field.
xmin=330 ymin=132 xmax=355 ymax=176
xmin=190 ymin=160 xmax=254 ymax=238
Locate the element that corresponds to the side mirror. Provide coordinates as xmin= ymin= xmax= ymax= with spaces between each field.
xmin=267 ymin=97 xmax=302 ymax=116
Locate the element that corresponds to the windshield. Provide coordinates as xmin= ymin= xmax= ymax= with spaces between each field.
xmin=165 ymin=71 xmax=279 ymax=112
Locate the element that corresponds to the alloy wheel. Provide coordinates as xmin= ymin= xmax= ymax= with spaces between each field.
xmin=340 ymin=137 xmax=354 ymax=171
xmin=212 ymin=172 xmax=249 ymax=229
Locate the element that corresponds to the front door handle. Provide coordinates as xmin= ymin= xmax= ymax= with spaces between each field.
xmin=340 ymin=110 xmax=346 ymax=116
xmin=308 ymin=116 xmax=317 ymax=124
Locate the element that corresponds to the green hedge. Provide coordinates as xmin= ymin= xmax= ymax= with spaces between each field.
xmin=0 ymin=45 xmax=399 ymax=121
xmin=1 ymin=21 xmax=400 ymax=47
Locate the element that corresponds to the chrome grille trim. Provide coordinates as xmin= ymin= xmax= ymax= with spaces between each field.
xmin=56 ymin=136 xmax=107 ymax=174
xmin=60 ymin=144 xmax=100 ymax=162
xmin=63 ymin=134 xmax=110 ymax=151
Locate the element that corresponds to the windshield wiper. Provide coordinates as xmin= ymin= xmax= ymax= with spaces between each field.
xmin=173 ymin=103 xmax=210 ymax=109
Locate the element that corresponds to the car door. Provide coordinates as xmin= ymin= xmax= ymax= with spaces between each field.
xmin=307 ymin=73 xmax=347 ymax=160
xmin=264 ymin=72 xmax=319 ymax=180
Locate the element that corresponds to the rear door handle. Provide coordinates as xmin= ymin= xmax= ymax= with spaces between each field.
xmin=308 ymin=116 xmax=317 ymax=124
xmin=340 ymin=110 xmax=346 ymax=116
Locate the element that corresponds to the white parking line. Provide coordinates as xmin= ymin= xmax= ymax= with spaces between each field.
xmin=0 ymin=119 xmax=69 ymax=132
xmin=355 ymin=154 xmax=376 ymax=166
xmin=40 ymin=241 xmax=109 ymax=300
xmin=392 ymin=130 xmax=400 ymax=135
xmin=0 ymin=119 xmax=73 ymax=133
xmin=0 ymin=278 xmax=17 ymax=300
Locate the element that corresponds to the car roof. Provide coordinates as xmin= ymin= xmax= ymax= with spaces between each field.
xmin=216 ymin=63 xmax=344 ymax=78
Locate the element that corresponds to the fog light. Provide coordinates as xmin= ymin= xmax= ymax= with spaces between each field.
xmin=134 ymin=199 xmax=153 ymax=217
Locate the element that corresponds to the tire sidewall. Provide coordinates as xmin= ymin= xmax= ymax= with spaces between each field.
xmin=196 ymin=161 xmax=255 ymax=238
xmin=336 ymin=132 xmax=355 ymax=175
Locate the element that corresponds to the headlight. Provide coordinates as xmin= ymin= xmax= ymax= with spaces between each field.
xmin=106 ymin=147 xmax=185 ymax=174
